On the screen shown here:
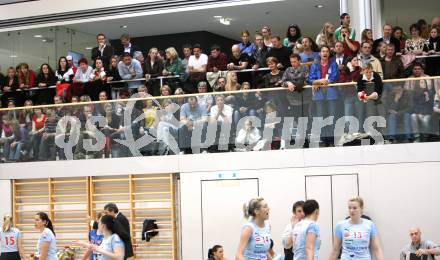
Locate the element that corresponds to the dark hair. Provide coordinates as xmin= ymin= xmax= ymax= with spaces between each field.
xmin=340 ymin=13 xmax=349 ymax=25
xmin=193 ymin=44 xmax=202 ymax=50
xmin=57 ymin=56 xmax=68 ymax=72
xmin=104 ymin=203 xmax=119 ymax=213
xmin=241 ymin=29 xmax=250 ymax=36
xmin=303 ymin=199 xmax=319 ymax=216
xmin=207 ymin=245 xmax=222 ymax=259
xmin=39 ymin=63 xmax=54 ymax=77
xmin=96 ymin=33 xmax=106 ymax=39
xmin=120 ymin=33 xmax=130 ymax=41
xmin=182 ymin=44 xmax=192 ymax=50
xmin=409 ymin=23 xmax=421 ymax=35
xmin=270 ymin=239 xmax=274 ymax=249
xmin=270 ymin=35 xmax=281 ymax=41
xmin=78 ymin=58 xmax=88 ymax=65
xmin=392 ymin=26 xmax=403 ymax=38
xmin=290 ymin=53 xmax=301 ymax=61
xmin=320 ymin=46 xmax=330 ymax=52
xmin=361 ymin=41 xmax=372 ymax=48
xmin=36 ymin=212 xmax=55 ymax=236
xmin=100 ymin=214 xmax=130 ymax=244
xmin=211 ymin=45 xmax=221 ymax=52
xmin=286 ymin=24 xmax=302 ymax=42
xmin=292 ymin=200 xmax=305 ymax=213
xmin=417 ymin=19 xmax=427 ymax=27
xmin=412 ymin=61 xmax=425 ymax=70
xmin=121 ymin=52 xmax=132 ymax=59
xmin=303 ymin=37 xmax=320 ymax=52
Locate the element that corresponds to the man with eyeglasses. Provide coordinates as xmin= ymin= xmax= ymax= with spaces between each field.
xmin=358 ymin=42 xmax=383 ymax=78
xmin=401 ymin=227 xmax=440 ymax=260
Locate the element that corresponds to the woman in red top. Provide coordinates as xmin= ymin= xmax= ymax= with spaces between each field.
xmin=17 ymin=63 xmax=36 ymax=90
xmin=30 ymin=108 xmax=46 ymax=160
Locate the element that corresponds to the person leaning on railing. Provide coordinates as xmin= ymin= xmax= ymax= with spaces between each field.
xmin=404 ymin=62 xmax=434 ymax=142
xmin=1 ymin=67 xmax=19 ymax=108
xmin=425 ymin=26 xmax=440 ymax=76
xmin=117 ymin=52 xmax=143 ymax=93
xmin=144 ymin=47 xmax=164 ymax=96
xmin=35 ymin=63 xmax=57 ymax=105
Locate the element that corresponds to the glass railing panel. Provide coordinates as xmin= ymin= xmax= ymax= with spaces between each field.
xmin=0 ymin=76 xmax=439 ymax=163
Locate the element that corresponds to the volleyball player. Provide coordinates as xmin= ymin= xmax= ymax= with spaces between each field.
xmin=34 ymin=212 xmax=57 ymax=260
xmin=292 ymin=199 xmax=321 ymax=260
xmin=0 ymin=215 xmax=25 ymax=260
xmin=235 ymin=198 xmax=271 ymax=260
xmin=328 ymin=197 xmax=384 ymax=260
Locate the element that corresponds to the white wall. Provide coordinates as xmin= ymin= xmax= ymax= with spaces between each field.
xmin=1 ymin=142 xmax=440 ymax=260
xmin=180 ymin=162 xmax=440 ymax=260
xmin=0 ymin=180 xmax=12 ymax=218
xmin=0 ymin=0 xmax=157 ymax=20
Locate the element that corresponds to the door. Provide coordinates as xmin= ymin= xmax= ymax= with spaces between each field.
xmin=305 ymin=174 xmax=359 ymax=259
xmin=201 ymin=178 xmax=259 ymax=260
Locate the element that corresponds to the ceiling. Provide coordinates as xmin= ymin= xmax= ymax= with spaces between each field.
xmin=67 ymin=0 xmax=340 ymax=42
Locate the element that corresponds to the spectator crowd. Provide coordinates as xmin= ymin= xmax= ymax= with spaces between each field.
xmin=1 ymin=15 xmax=440 ymax=161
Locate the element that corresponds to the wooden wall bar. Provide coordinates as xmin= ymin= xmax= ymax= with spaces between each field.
xmin=13 ymin=173 xmax=177 ymax=260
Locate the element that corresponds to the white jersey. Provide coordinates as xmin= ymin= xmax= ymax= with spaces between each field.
xmin=0 ymin=227 xmax=22 ymax=253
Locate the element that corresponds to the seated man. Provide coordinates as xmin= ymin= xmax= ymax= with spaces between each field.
xmin=178 ymin=96 xmax=208 ymax=154
xmin=210 ymin=95 xmax=233 ymax=151
xmin=401 ymin=227 xmax=440 ymax=260
xmin=386 ymin=85 xmax=412 ymax=143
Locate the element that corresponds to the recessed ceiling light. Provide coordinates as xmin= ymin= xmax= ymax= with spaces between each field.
xmin=213 ymin=15 xmax=222 ymax=19
xmin=315 ymin=4 xmax=324 ymax=8
xmin=10 ymin=55 xmax=17 ymax=58
xmin=33 ymin=34 xmax=43 ymax=38
xmin=85 ymin=47 xmax=93 ymax=50
xmin=219 ymin=17 xmax=231 ymax=26
xmin=120 ymin=25 xmax=128 ymax=29
xmin=42 ymin=39 xmax=47 ymax=42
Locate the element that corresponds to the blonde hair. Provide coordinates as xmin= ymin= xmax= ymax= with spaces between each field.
xmin=160 ymin=84 xmax=172 ymax=96
xmin=362 ymin=63 xmax=373 ymax=71
xmin=348 ymin=196 xmax=364 ymax=208
xmin=165 ymin=47 xmax=178 ymax=60
xmin=243 ymin=198 xmax=264 ymax=219
xmin=2 ymin=214 xmax=13 ymax=232
xmin=225 ymin=72 xmax=239 ymax=92
xmin=319 ymin=22 xmax=336 ymax=47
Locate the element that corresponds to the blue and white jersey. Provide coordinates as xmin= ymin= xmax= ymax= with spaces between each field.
xmin=293 ymin=219 xmax=321 ymax=260
xmin=335 ymin=219 xmax=377 ymax=260
xmin=36 ymin=228 xmax=57 ymax=260
xmin=98 ymin=234 xmax=125 ymax=260
xmin=0 ymin=227 xmax=21 ymax=253
xmin=243 ymin=221 xmax=271 ymax=260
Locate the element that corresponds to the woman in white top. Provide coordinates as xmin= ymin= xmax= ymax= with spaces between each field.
xmin=0 ymin=215 xmax=25 ymax=260
xmin=34 ymin=212 xmax=57 ymax=260
xmin=77 ymin=215 xmax=127 ymax=260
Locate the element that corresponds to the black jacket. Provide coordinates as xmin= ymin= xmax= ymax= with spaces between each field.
xmin=116 ymin=213 xmax=134 ymax=258
xmin=116 ymin=43 xmax=142 ymax=57
xmin=91 ymin=45 xmax=114 ymax=67
xmin=141 ymin=219 xmax=158 ymax=242
xmin=372 ymin=37 xmax=401 ymax=55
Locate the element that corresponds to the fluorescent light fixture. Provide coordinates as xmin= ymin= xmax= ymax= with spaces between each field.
xmin=315 ymin=4 xmax=324 ymax=8
xmin=213 ymin=15 xmax=222 ymax=19
xmin=120 ymin=25 xmax=128 ymax=29
xmin=85 ymin=47 xmax=93 ymax=50
xmin=10 ymin=55 xmax=17 ymax=58
xmin=42 ymin=39 xmax=47 ymax=42
xmin=33 ymin=34 xmax=43 ymax=38
xmin=219 ymin=17 xmax=231 ymax=26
